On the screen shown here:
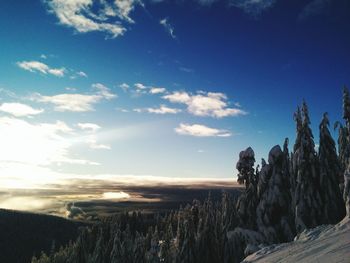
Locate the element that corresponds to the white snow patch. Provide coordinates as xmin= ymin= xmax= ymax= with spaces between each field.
xmin=243 ymin=217 xmax=350 ymax=263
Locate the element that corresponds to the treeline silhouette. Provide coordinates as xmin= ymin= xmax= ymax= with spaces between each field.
xmin=0 ymin=209 xmax=87 ymax=263
xmin=30 ymin=87 xmax=350 ymax=262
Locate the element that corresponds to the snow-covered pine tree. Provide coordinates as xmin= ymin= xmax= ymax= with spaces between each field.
xmin=133 ymin=232 xmax=146 ymax=263
xmin=335 ymin=121 xmax=347 ymax=191
xmin=293 ymin=101 xmax=323 ymax=233
xmin=256 ymin=144 xmax=295 ymax=244
xmin=236 ymin=147 xmax=259 ymax=229
xmin=318 ymin=113 xmax=345 ymax=224
xmin=110 ymin=230 xmax=123 ymax=262
xmin=345 ymin=168 xmax=350 ymax=218
xmin=343 ymin=86 xmax=350 ymax=127
xmin=160 ymin=224 xmax=174 ymax=263
xmin=91 ymin=228 xmax=105 ymax=263
xmin=177 ymin=217 xmax=196 ymax=263
xmin=340 ymin=87 xmax=350 ymax=194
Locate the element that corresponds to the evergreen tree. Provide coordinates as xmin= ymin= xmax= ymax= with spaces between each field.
xmin=256 ymin=144 xmax=295 ymax=243
xmin=236 ymin=147 xmax=258 ymax=229
xmin=334 ymin=121 xmax=347 ymax=191
xmin=344 ymin=169 xmax=350 ymax=218
xmin=293 ymin=101 xmax=323 ymax=232
xmin=160 ymin=224 xmax=174 ymax=263
xmin=318 ymin=113 xmax=346 ymax=223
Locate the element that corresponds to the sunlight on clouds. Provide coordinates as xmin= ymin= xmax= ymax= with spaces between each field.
xmin=175 ymin=123 xmax=232 ymax=137
xmin=0 ymin=103 xmax=44 ymax=117
xmin=0 ymin=117 xmax=99 ymax=169
xmin=102 ymin=191 xmax=130 ymax=199
xmin=0 ymin=196 xmax=54 ymax=211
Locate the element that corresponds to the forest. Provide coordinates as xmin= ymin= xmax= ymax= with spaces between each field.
xmin=28 ymin=87 xmax=350 ymax=263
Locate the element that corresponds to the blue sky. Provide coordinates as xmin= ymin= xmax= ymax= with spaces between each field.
xmin=0 ymin=0 xmax=349 ymax=189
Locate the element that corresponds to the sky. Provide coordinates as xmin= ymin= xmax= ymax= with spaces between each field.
xmin=0 ymin=0 xmax=350 ymax=201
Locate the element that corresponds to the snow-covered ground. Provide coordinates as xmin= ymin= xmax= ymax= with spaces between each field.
xmin=243 ymin=217 xmax=350 ymax=263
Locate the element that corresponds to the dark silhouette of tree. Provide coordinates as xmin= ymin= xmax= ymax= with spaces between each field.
xmin=319 ymin=113 xmax=346 ymax=223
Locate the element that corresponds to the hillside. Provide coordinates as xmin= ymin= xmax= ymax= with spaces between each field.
xmin=0 ymin=209 xmax=86 ymax=263
xmin=243 ymin=216 xmax=350 ymax=263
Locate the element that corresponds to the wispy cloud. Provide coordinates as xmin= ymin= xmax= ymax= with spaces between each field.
xmin=146 ymin=105 xmax=181 ymax=114
xmin=163 ymin=91 xmax=247 ymax=118
xmin=175 ymin=123 xmax=232 ymax=137
xmin=179 ymin=67 xmax=194 ymax=73
xmin=160 ymin=18 xmax=176 ymax=39
xmin=77 ymin=122 xmax=101 ymax=132
xmin=298 ymin=0 xmax=331 ymax=21
xmin=229 ymin=0 xmax=276 ymax=16
xmin=17 ymin=60 xmax=65 ymax=77
xmin=32 ymin=83 xmax=116 ymax=112
xmin=77 ymin=71 xmax=88 ymax=77
xmin=0 ymin=103 xmax=44 ymax=117
xmin=195 ymin=0 xmax=218 ymax=6
xmin=134 ymin=83 xmax=148 ymax=90
xmin=92 ymin=83 xmax=117 ymax=99
xmin=119 ymin=83 xmax=130 ymax=92
xmin=46 ymin=0 xmax=141 ymax=38
xmin=86 ymin=136 xmax=111 ymax=150
xmin=77 ymin=122 xmax=111 ymax=150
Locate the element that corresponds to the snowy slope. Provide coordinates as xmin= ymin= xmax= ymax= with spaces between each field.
xmin=243 ymin=217 xmax=350 ymax=263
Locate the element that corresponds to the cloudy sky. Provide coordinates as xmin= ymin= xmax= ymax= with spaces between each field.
xmin=0 ymin=0 xmax=350 ymax=198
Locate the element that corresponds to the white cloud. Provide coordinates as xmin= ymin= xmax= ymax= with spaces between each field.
xmin=175 ymin=123 xmax=232 ymax=137
xmin=86 ymin=136 xmax=111 ymax=150
xmin=46 ymin=0 xmax=141 ymax=38
xmin=92 ymin=83 xmax=117 ymax=99
xmin=160 ymin=18 xmax=176 ymax=39
xmin=77 ymin=122 xmax=110 ymax=150
xmin=149 ymin=87 xmax=166 ymax=94
xmin=77 ymin=71 xmax=88 ymax=77
xmin=0 ymin=117 xmax=99 ymax=166
xmin=163 ymin=91 xmax=247 ymax=118
xmin=0 ymin=103 xmax=44 ymax=117
xmin=119 ymin=83 xmax=130 ymax=92
xmin=116 ymin=107 xmax=129 ymax=112
xmin=134 ymin=83 xmax=148 ymax=90
xmin=146 ymin=105 xmax=181 ymax=114
xmin=77 ymin=122 xmax=101 ymax=132
xmin=17 ymin=61 xmax=65 ymax=77
xmin=33 ymin=83 xmax=116 ymax=112
xmin=163 ymin=91 xmax=191 ymax=103
xmin=70 ymin=71 xmax=88 ymax=79
xmin=35 ymin=93 xmax=101 ymax=112
xmin=114 ymin=0 xmax=140 ymax=23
